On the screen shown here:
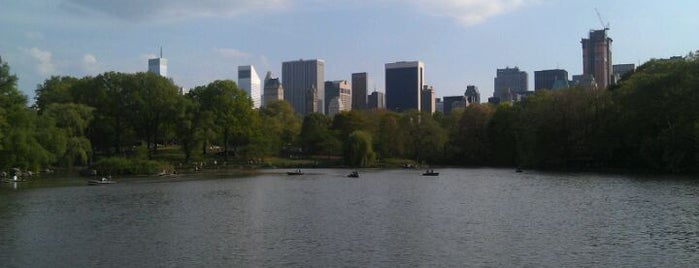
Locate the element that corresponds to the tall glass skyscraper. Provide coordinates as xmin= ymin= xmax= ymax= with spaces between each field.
xmin=385 ymin=61 xmax=424 ymax=112
xmin=238 ymin=65 xmax=261 ymax=108
xmin=351 ymin=72 xmax=368 ymax=110
xmin=282 ymin=59 xmax=325 ymax=115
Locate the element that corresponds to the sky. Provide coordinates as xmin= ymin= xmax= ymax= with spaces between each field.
xmin=2 ymin=0 xmax=698 ymax=103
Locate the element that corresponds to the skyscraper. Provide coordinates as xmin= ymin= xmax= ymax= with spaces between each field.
xmin=282 ymin=59 xmax=325 ymax=115
xmin=534 ymin=69 xmax=569 ymax=91
xmin=465 ymin=85 xmax=480 ymax=104
xmin=262 ymin=71 xmax=284 ymax=107
xmin=612 ymin=64 xmax=635 ymax=84
xmin=494 ymin=67 xmax=527 ymax=102
xmin=421 ymin=85 xmax=435 ymax=114
xmin=351 ymin=72 xmax=368 ymax=110
xmin=368 ymin=91 xmax=385 ymax=110
xmin=148 ymin=47 xmax=167 ymax=77
xmin=324 ymin=80 xmax=351 ymax=115
xmin=435 ymin=98 xmax=444 ymax=114
xmin=582 ymin=29 xmax=613 ymax=89
xmin=238 ymin=65 xmax=261 ymax=108
xmin=442 ymin=96 xmax=467 ymax=115
xmin=385 ymin=61 xmax=424 ymax=112
xmin=305 ymin=85 xmax=319 ymax=115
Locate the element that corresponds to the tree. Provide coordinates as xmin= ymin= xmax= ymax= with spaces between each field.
xmin=190 ymin=80 xmax=256 ymax=161
xmin=299 ymin=113 xmax=339 ymax=155
xmin=41 ymin=103 xmax=95 ymax=169
xmin=392 ymin=110 xmax=448 ymax=163
xmin=123 ymin=72 xmax=180 ymax=158
xmin=174 ymin=96 xmax=203 ymax=162
xmin=345 ymin=130 xmax=376 ymax=167
xmin=75 ymin=72 xmax=137 ymax=155
xmin=487 ymin=103 xmax=520 ymax=166
xmin=612 ymin=56 xmax=699 ymax=172
xmin=34 ymin=76 xmax=80 ymax=111
xmin=0 ymin=57 xmax=53 ymax=170
xmin=375 ymin=111 xmax=405 ymax=158
xmin=332 ymin=110 xmax=370 ymax=140
xmin=257 ymin=100 xmax=301 ymax=155
xmin=450 ymin=104 xmax=494 ymax=165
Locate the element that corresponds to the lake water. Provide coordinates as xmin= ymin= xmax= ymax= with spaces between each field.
xmin=1 ymin=169 xmax=698 ymax=267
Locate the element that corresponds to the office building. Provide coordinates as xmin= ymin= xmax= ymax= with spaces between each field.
xmin=262 ymin=71 xmax=283 ymax=107
xmin=465 ymin=85 xmax=480 ymax=104
xmin=571 ymin=74 xmax=597 ymax=90
xmin=148 ymin=47 xmax=167 ymax=77
xmin=368 ymin=91 xmax=385 ymax=109
xmin=325 ymin=80 xmax=351 ymax=115
xmin=385 ymin=61 xmax=424 ymax=112
xmin=443 ymin=96 xmax=467 ymax=115
xmin=238 ymin=65 xmax=261 ymax=108
xmin=612 ymin=64 xmax=635 ymax=83
xmin=494 ymin=67 xmax=527 ymax=102
xmin=282 ymin=59 xmax=325 ymax=115
xmin=582 ymin=29 xmax=613 ymax=89
xmin=305 ymin=85 xmax=320 ymax=114
xmin=435 ymin=98 xmax=444 ymax=114
xmin=534 ymin=69 xmax=569 ymax=91
xmin=421 ymin=85 xmax=435 ymax=114
xmin=351 ymin=72 xmax=368 ymax=110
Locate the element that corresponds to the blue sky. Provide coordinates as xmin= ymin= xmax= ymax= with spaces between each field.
xmin=2 ymin=0 xmax=698 ymax=102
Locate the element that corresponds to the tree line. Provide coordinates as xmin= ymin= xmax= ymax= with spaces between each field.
xmin=0 ymin=52 xmax=697 ymax=174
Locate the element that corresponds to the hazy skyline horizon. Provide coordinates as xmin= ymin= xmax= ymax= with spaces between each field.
xmin=2 ymin=0 xmax=697 ymax=102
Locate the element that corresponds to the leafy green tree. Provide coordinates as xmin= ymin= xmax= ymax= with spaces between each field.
xmin=41 ymin=103 xmax=95 ymax=169
xmin=34 ymin=76 xmax=80 ymax=111
xmin=75 ymin=72 xmax=137 ymax=155
xmin=299 ymin=113 xmax=339 ymax=155
xmin=174 ymin=96 xmax=203 ymax=162
xmin=450 ymin=104 xmax=494 ymax=165
xmin=257 ymin=100 xmax=301 ymax=155
xmin=332 ymin=110 xmax=370 ymax=139
xmin=190 ymin=80 xmax=256 ymax=160
xmin=375 ymin=111 xmax=405 ymax=158
xmin=394 ymin=110 xmax=447 ymax=163
xmin=0 ymin=57 xmax=53 ymax=170
xmin=612 ymin=55 xmax=699 ymax=172
xmin=345 ymin=130 xmax=376 ymax=167
xmin=487 ymin=103 xmax=520 ymax=166
xmin=122 ymin=72 xmax=180 ymax=158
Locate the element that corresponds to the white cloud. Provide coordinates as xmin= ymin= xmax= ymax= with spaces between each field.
xmin=23 ymin=47 xmax=56 ymax=75
xmin=60 ymin=0 xmax=528 ymax=25
xmin=82 ymin=53 xmax=99 ymax=74
xmin=410 ymin=0 xmax=530 ymax=25
xmin=83 ymin=53 xmax=97 ymax=64
xmin=215 ymin=48 xmax=250 ymax=58
xmin=62 ymin=0 xmax=289 ymax=21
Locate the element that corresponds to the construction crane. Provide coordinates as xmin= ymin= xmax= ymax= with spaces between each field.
xmin=595 ymin=8 xmax=610 ymax=30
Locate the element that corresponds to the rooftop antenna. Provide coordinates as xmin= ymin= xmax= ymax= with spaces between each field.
xmin=160 ymin=46 xmax=163 ymax=58
xmin=595 ymin=8 xmax=610 ymax=30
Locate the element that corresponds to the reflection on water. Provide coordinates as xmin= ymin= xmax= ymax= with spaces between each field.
xmin=1 ymin=169 xmax=698 ymax=267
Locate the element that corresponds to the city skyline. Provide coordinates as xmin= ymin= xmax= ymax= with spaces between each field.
xmin=2 ymin=1 xmax=698 ymax=102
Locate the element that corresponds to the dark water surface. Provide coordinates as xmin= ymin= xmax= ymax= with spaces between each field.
xmin=1 ymin=169 xmax=698 ymax=267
